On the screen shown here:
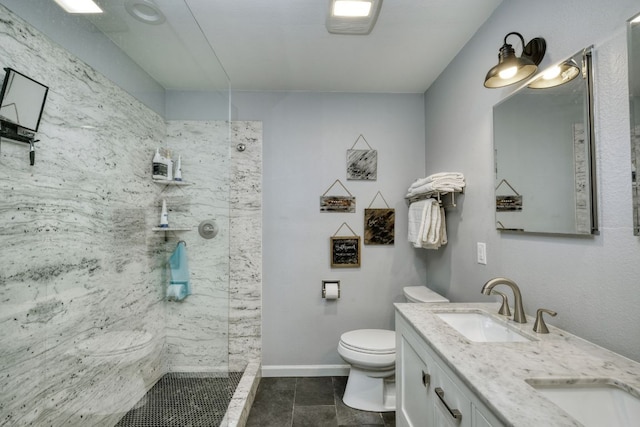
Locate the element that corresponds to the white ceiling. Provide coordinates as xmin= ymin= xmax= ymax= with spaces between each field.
xmin=90 ymin=0 xmax=503 ymax=93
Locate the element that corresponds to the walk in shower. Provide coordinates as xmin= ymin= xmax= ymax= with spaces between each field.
xmin=0 ymin=1 xmax=261 ymax=425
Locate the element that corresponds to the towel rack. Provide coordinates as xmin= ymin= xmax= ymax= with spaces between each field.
xmin=405 ymin=189 xmax=462 ymax=208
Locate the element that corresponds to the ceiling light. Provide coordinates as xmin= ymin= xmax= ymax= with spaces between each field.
xmin=53 ymin=0 xmax=103 ymax=14
xmin=125 ymin=0 xmax=166 ymax=25
xmin=326 ymin=0 xmax=383 ymax=35
xmin=527 ymin=59 xmax=580 ymax=89
xmin=333 ymin=1 xmax=372 ymax=17
xmin=484 ymin=32 xmax=546 ymax=88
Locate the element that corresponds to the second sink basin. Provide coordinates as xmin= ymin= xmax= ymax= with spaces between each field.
xmin=435 ymin=311 xmax=532 ymax=342
xmin=527 ymin=379 xmax=640 ymax=427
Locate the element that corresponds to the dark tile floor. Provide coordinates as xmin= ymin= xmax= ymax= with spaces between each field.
xmin=246 ymin=376 xmax=395 ymax=427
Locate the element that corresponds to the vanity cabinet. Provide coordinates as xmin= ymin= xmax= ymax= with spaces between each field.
xmin=396 ymin=313 xmax=504 ymax=427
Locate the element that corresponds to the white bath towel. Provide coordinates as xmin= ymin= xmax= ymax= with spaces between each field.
xmin=406 ymin=180 xmax=465 ymax=198
xmin=408 ymin=172 xmax=465 ymax=191
xmin=424 ymin=202 xmax=441 ymax=245
xmin=409 ymin=201 xmax=448 ymax=250
xmin=408 ymin=200 xmax=429 ymax=246
xmin=439 ymin=207 xmax=448 ymax=245
xmin=406 ymin=172 xmax=465 ymax=198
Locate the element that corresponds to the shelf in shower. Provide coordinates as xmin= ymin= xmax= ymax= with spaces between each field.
xmin=152 ymin=179 xmax=192 ymax=186
xmin=152 ymin=227 xmax=192 ymax=232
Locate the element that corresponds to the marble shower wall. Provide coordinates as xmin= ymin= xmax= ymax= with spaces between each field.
xmin=164 ymin=120 xmax=262 ymax=373
xmin=0 ymin=5 xmax=166 ymax=426
xmin=229 ymin=122 xmax=263 ymax=371
xmin=0 ymin=5 xmax=263 ymax=426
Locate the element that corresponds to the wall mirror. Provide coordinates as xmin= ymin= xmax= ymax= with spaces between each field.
xmin=493 ymin=47 xmax=597 ymax=235
xmin=0 ymin=67 xmax=48 ymax=133
xmin=628 ymin=13 xmax=640 ymax=235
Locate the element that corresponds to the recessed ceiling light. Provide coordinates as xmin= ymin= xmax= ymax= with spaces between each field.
xmin=333 ymin=1 xmax=372 ymax=17
xmin=326 ymin=0 xmax=383 ymax=35
xmin=53 ymin=0 xmax=103 ymax=14
xmin=124 ymin=0 xmax=166 ymax=25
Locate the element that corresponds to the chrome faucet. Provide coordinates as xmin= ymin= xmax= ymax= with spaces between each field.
xmin=481 ymin=277 xmax=527 ymax=323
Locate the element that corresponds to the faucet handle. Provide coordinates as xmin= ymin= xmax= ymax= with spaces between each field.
xmin=490 ymin=290 xmax=511 ymax=317
xmin=533 ymin=308 xmax=557 ymax=334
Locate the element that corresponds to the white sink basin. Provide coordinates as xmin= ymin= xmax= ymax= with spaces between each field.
xmin=435 ymin=311 xmax=532 ymax=342
xmin=527 ymin=379 xmax=640 ymax=427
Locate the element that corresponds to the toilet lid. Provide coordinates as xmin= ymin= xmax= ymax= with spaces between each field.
xmin=339 ymin=329 xmax=395 ymax=354
xmin=403 ymin=286 xmax=449 ymax=303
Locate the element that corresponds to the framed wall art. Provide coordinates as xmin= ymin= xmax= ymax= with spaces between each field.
xmin=347 ymin=134 xmax=377 ymax=180
xmin=330 ymin=222 xmax=361 ymax=268
xmin=320 ymin=179 xmax=356 ymax=213
xmin=364 ymin=191 xmax=394 ymax=245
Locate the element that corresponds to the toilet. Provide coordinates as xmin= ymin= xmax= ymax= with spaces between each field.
xmin=338 ymin=286 xmax=449 ymax=412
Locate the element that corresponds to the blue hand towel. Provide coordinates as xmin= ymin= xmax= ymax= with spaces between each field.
xmin=167 ymin=241 xmax=191 ymax=301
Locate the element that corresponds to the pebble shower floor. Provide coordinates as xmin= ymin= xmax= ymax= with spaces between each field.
xmin=115 ymin=372 xmax=243 ymax=427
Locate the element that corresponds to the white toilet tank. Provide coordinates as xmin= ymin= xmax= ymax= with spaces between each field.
xmin=403 ymin=286 xmax=449 ymax=303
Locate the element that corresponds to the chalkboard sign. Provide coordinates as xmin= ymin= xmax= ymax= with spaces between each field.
xmin=331 ymin=236 xmax=361 ymax=268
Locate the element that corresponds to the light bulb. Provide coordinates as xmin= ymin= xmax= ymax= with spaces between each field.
xmin=499 ymin=66 xmax=518 ymax=80
xmin=542 ymin=66 xmax=561 ymax=80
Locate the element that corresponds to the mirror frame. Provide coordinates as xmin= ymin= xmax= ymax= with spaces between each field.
xmin=492 ymin=47 xmax=598 ymax=235
xmin=0 ymin=67 xmax=48 ymax=133
xmin=628 ymin=13 xmax=640 ymax=235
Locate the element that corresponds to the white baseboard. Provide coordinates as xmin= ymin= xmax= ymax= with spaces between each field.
xmin=262 ymin=364 xmax=350 ymax=377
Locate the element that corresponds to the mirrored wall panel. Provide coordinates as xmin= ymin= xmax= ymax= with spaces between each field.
xmin=493 ymin=47 xmax=597 ymax=235
xmin=628 ymin=13 xmax=640 ymax=235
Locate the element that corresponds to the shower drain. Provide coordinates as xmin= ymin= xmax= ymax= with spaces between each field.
xmin=115 ymin=372 xmax=243 ymax=427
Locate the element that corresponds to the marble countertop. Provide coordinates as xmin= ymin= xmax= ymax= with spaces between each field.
xmin=394 ymin=302 xmax=640 ymax=426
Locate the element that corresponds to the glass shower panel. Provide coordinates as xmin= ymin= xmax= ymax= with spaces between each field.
xmin=0 ymin=0 xmax=231 ymax=425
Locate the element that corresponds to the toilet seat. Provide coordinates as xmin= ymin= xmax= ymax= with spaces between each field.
xmin=339 ymin=329 xmax=395 ymax=354
xmin=338 ymin=329 xmax=396 ymax=370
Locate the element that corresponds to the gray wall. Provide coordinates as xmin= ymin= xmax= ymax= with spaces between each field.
xmin=232 ymin=91 xmax=428 ymax=369
xmin=424 ymin=0 xmax=640 ymax=361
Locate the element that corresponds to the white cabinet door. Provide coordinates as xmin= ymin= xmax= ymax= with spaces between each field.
xmin=432 ymin=364 xmax=471 ymax=427
xmin=397 ymin=334 xmax=433 ymax=427
xmin=396 ymin=313 xmax=504 ymax=427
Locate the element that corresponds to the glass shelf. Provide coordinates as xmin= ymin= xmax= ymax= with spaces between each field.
xmin=152 ymin=179 xmax=192 ymax=186
xmin=152 ymin=227 xmax=192 ymax=232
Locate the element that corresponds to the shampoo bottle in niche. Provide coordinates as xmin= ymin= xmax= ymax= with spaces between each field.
xmin=160 ymin=199 xmax=169 ymax=228
xmin=174 ymin=155 xmax=182 ymax=181
xmin=152 ymin=148 xmax=168 ymax=180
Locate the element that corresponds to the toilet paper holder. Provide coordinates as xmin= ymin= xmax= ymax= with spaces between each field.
xmin=322 ymin=280 xmax=341 ymax=299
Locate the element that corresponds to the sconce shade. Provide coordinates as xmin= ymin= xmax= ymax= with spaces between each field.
xmin=527 ymin=59 xmax=580 ymax=89
xmin=484 ymin=32 xmax=546 ymax=88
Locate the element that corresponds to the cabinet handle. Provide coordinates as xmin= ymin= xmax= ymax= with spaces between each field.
xmin=421 ymin=370 xmax=430 ymax=387
xmin=435 ymin=387 xmax=463 ymax=422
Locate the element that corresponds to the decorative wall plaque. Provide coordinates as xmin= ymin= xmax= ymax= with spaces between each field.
xmin=347 ymin=134 xmax=377 ymax=180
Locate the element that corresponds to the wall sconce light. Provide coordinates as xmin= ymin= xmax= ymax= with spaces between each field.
xmin=484 ymin=32 xmax=546 ymax=88
xmin=527 ymin=59 xmax=580 ymax=89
